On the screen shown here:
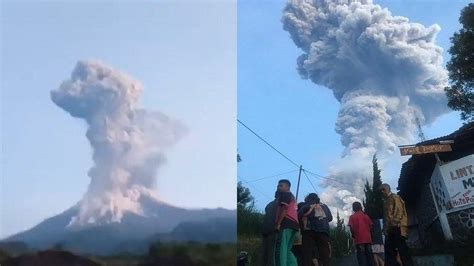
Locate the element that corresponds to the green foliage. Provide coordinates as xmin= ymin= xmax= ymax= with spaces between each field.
xmin=237 ymin=181 xmax=254 ymax=209
xmin=445 ymin=3 xmax=474 ymax=122
xmin=0 ymin=241 xmax=29 ymax=256
xmin=144 ymin=242 xmax=236 ymax=266
xmin=237 ymin=182 xmax=263 ymax=236
xmin=237 ymin=206 xmax=264 ymax=236
xmin=236 ymin=182 xmax=264 ymax=265
xmin=1 ymin=250 xmax=102 ymax=266
xmin=0 ymin=243 xmax=236 ymax=266
xmin=0 ymin=249 xmax=11 ymax=263
xmin=237 ymin=236 xmax=261 ymax=266
xmin=329 ymin=211 xmax=353 ymax=258
xmin=363 ymin=155 xmax=384 ymax=219
xmin=94 ymin=253 xmax=142 ymax=266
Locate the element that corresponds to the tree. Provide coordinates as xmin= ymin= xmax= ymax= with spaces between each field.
xmin=237 ymin=182 xmax=262 ymax=236
xmin=363 ymin=181 xmax=373 ymax=214
xmin=237 ymin=181 xmax=254 ymax=209
xmin=330 ymin=211 xmax=352 ymax=257
xmin=445 ymin=3 xmax=474 ymax=122
xmin=363 ymin=155 xmax=384 ymax=219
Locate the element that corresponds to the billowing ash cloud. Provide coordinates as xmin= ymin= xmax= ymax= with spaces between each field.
xmin=282 ymin=0 xmax=449 ymax=217
xmin=51 ymin=60 xmax=186 ymax=226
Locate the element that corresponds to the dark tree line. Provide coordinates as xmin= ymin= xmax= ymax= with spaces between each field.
xmin=445 ymin=3 xmax=474 ymax=123
xmin=363 ymin=155 xmax=384 ymax=219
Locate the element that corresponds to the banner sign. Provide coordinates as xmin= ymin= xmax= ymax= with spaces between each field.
xmin=438 ymin=155 xmax=474 ymax=210
xmin=400 ymin=144 xmax=452 ymax=156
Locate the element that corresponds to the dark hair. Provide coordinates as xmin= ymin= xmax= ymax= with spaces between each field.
xmin=380 ymin=183 xmax=391 ymax=192
xmin=352 ymin=201 xmax=363 ymax=212
xmin=305 ymin=193 xmax=320 ymax=204
xmin=274 ymin=191 xmax=279 ymax=199
xmin=278 ymin=179 xmax=291 ymax=187
xmin=297 ymin=202 xmax=305 ymax=211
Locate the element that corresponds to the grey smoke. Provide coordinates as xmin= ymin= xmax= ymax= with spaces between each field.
xmin=282 ymin=0 xmax=449 ymax=217
xmin=51 ymin=60 xmax=186 ymax=226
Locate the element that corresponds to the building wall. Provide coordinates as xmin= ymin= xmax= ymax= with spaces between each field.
xmin=410 ymin=182 xmax=444 ymax=246
xmin=447 ymin=207 xmax=474 ymax=241
xmin=410 ymin=182 xmax=474 ymax=245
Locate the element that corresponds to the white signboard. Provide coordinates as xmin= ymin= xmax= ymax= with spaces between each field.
xmin=439 ymin=155 xmax=474 ymax=210
xmin=430 ymin=164 xmax=451 ymax=211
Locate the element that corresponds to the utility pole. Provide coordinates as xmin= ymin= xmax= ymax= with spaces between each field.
xmin=295 ymin=165 xmax=303 ymax=202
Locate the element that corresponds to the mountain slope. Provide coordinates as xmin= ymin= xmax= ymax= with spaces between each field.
xmin=4 ymin=197 xmax=236 ymax=255
xmin=152 ymin=217 xmax=237 ymax=243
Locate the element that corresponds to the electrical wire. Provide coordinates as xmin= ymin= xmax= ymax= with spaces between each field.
xmin=238 ymin=119 xmax=299 ymax=167
xmin=244 ymin=169 xmax=300 ymax=183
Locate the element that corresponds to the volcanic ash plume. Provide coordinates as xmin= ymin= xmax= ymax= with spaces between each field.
xmin=51 ymin=60 xmax=186 ymax=226
xmin=282 ymin=0 xmax=449 ymax=216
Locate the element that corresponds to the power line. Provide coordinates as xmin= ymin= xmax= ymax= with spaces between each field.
xmin=238 ymin=177 xmax=273 ymax=200
xmin=237 ymin=119 xmax=299 ymax=167
xmin=303 ymin=169 xmax=318 ymax=193
xmin=244 ymin=169 xmax=300 ymax=183
xmin=303 ymin=168 xmax=327 ymax=179
xmin=238 ymin=119 xmax=353 ymax=193
xmin=304 ymin=169 xmax=353 ymax=186
xmin=304 ymin=169 xmax=351 ymax=186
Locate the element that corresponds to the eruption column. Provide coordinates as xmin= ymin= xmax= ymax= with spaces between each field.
xmin=282 ymin=0 xmax=449 ymax=216
xmin=51 ymin=60 xmax=186 ymax=226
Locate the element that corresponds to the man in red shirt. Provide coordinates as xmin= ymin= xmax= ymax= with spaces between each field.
xmin=348 ymin=201 xmax=374 ymax=266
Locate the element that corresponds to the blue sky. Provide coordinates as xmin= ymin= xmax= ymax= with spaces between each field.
xmin=237 ymin=0 xmax=470 ymax=210
xmin=1 ymin=0 xmax=236 ymax=238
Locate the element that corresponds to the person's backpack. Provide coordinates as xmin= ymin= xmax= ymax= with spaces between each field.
xmin=307 ymin=204 xmax=330 ymax=234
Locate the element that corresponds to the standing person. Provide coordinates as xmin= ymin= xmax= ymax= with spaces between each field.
xmin=380 ymin=183 xmax=413 ymax=266
xmin=300 ymin=193 xmax=332 ymax=266
xmin=262 ymin=191 xmax=279 ymax=266
xmin=348 ymin=202 xmax=374 ymax=266
xmin=298 ymin=196 xmax=318 ymax=266
xmin=275 ymin=179 xmax=300 ymax=266
xmin=292 ymin=202 xmax=307 ymax=266
xmin=370 ymin=219 xmax=385 ymax=266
